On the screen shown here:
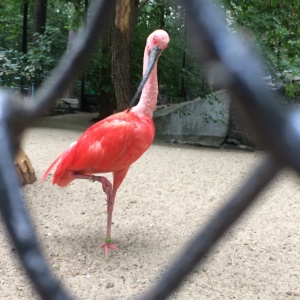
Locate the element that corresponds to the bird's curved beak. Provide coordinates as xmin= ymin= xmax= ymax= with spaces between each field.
xmin=128 ymin=46 xmax=163 ymax=111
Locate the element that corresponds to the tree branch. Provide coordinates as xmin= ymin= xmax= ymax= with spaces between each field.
xmin=138 ymin=0 xmax=150 ymax=11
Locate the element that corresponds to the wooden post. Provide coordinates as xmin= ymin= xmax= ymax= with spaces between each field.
xmin=14 ymin=148 xmax=37 ymax=185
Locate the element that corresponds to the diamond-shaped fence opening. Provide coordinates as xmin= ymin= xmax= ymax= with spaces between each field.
xmin=0 ymin=1 xmax=298 ymax=299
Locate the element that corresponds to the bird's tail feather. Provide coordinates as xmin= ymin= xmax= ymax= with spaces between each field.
xmin=40 ymin=153 xmax=63 ymax=182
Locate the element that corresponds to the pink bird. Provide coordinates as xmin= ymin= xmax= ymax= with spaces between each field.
xmin=42 ymin=29 xmax=170 ymax=255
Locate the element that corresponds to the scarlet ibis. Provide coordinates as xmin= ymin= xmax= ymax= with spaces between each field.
xmin=42 ymin=30 xmax=170 ymax=255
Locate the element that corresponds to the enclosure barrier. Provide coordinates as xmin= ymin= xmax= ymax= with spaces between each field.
xmin=0 ymin=0 xmax=297 ymax=299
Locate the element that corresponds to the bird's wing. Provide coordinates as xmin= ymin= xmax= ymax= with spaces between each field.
xmin=70 ymin=112 xmax=154 ymax=172
xmin=45 ymin=111 xmax=154 ymax=184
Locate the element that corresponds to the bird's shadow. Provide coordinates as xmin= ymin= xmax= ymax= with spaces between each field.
xmin=44 ymin=224 xmax=173 ymax=267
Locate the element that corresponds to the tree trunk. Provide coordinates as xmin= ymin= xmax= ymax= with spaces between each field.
xmin=98 ymin=28 xmax=115 ymax=120
xmin=33 ymin=0 xmax=48 ymax=35
xmin=14 ymin=148 xmax=37 ymax=186
xmin=21 ymin=0 xmax=29 ymax=96
xmin=63 ymin=30 xmax=77 ymax=99
xmin=22 ymin=0 xmax=28 ymax=54
xmin=111 ymin=0 xmax=139 ymax=112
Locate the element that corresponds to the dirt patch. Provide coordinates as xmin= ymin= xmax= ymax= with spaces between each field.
xmin=0 ymin=113 xmax=299 ymax=299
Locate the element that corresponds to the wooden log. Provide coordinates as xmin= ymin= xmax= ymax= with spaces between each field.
xmin=14 ymin=148 xmax=37 ymax=185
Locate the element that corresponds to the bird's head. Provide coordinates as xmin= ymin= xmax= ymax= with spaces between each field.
xmin=146 ymin=30 xmax=170 ymax=53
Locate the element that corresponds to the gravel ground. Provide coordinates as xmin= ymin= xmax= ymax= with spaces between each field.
xmin=0 ymin=112 xmax=299 ymax=299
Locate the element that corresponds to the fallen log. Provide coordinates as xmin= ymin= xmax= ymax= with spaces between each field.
xmin=14 ymin=148 xmax=36 ymax=185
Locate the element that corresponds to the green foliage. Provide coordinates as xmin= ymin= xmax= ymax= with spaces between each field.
xmin=2 ymin=0 xmax=299 ymax=103
xmin=0 ymin=50 xmax=21 ymax=86
xmin=84 ymin=44 xmax=113 ymax=96
xmin=0 ymin=0 xmax=28 ymax=50
xmin=281 ymin=71 xmax=300 ymax=99
xmin=0 ymin=0 xmax=76 ymax=89
xmin=0 ymin=29 xmax=57 ymax=87
xmin=285 ymin=82 xmax=300 ymax=98
xmin=0 ymin=0 xmax=211 ymax=102
xmin=49 ymin=0 xmax=85 ymax=30
xmin=224 ymin=0 xmax=300 ymax=99
xmin=24 ymin=29 xmax=57 ymax=84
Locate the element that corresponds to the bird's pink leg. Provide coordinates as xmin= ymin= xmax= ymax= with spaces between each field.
xmin=73 ymin=174 xmax=120 ymax=255
xmin=98 ymin=169 xmax=129 ymax=254
xmin=100 ymin=189 xmax=120 ymax=255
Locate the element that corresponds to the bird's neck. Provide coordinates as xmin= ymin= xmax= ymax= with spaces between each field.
xmin=132 ymin=49 xmax=158 ymax=118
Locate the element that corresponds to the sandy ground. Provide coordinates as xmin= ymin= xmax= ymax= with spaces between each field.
xmin=0 ymin=112 xmax=299 ymax=300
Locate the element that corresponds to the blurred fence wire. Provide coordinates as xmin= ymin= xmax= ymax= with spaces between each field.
xmin=0 ymin=0 xmax=298 ymax=299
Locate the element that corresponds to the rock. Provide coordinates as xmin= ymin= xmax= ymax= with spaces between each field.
xmin=154 ymin=90 xmax=230 ymax=147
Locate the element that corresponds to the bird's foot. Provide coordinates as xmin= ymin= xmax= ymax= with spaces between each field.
xmin=100 ymin=238 xmax=120 ymax=256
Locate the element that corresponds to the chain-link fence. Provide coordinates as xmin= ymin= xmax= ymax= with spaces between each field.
xmin=0 ymin=0 xmax=298 ymax=299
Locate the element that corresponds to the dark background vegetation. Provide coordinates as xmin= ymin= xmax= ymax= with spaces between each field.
xmin=1 ymin=0 xmax=299 ymax=115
